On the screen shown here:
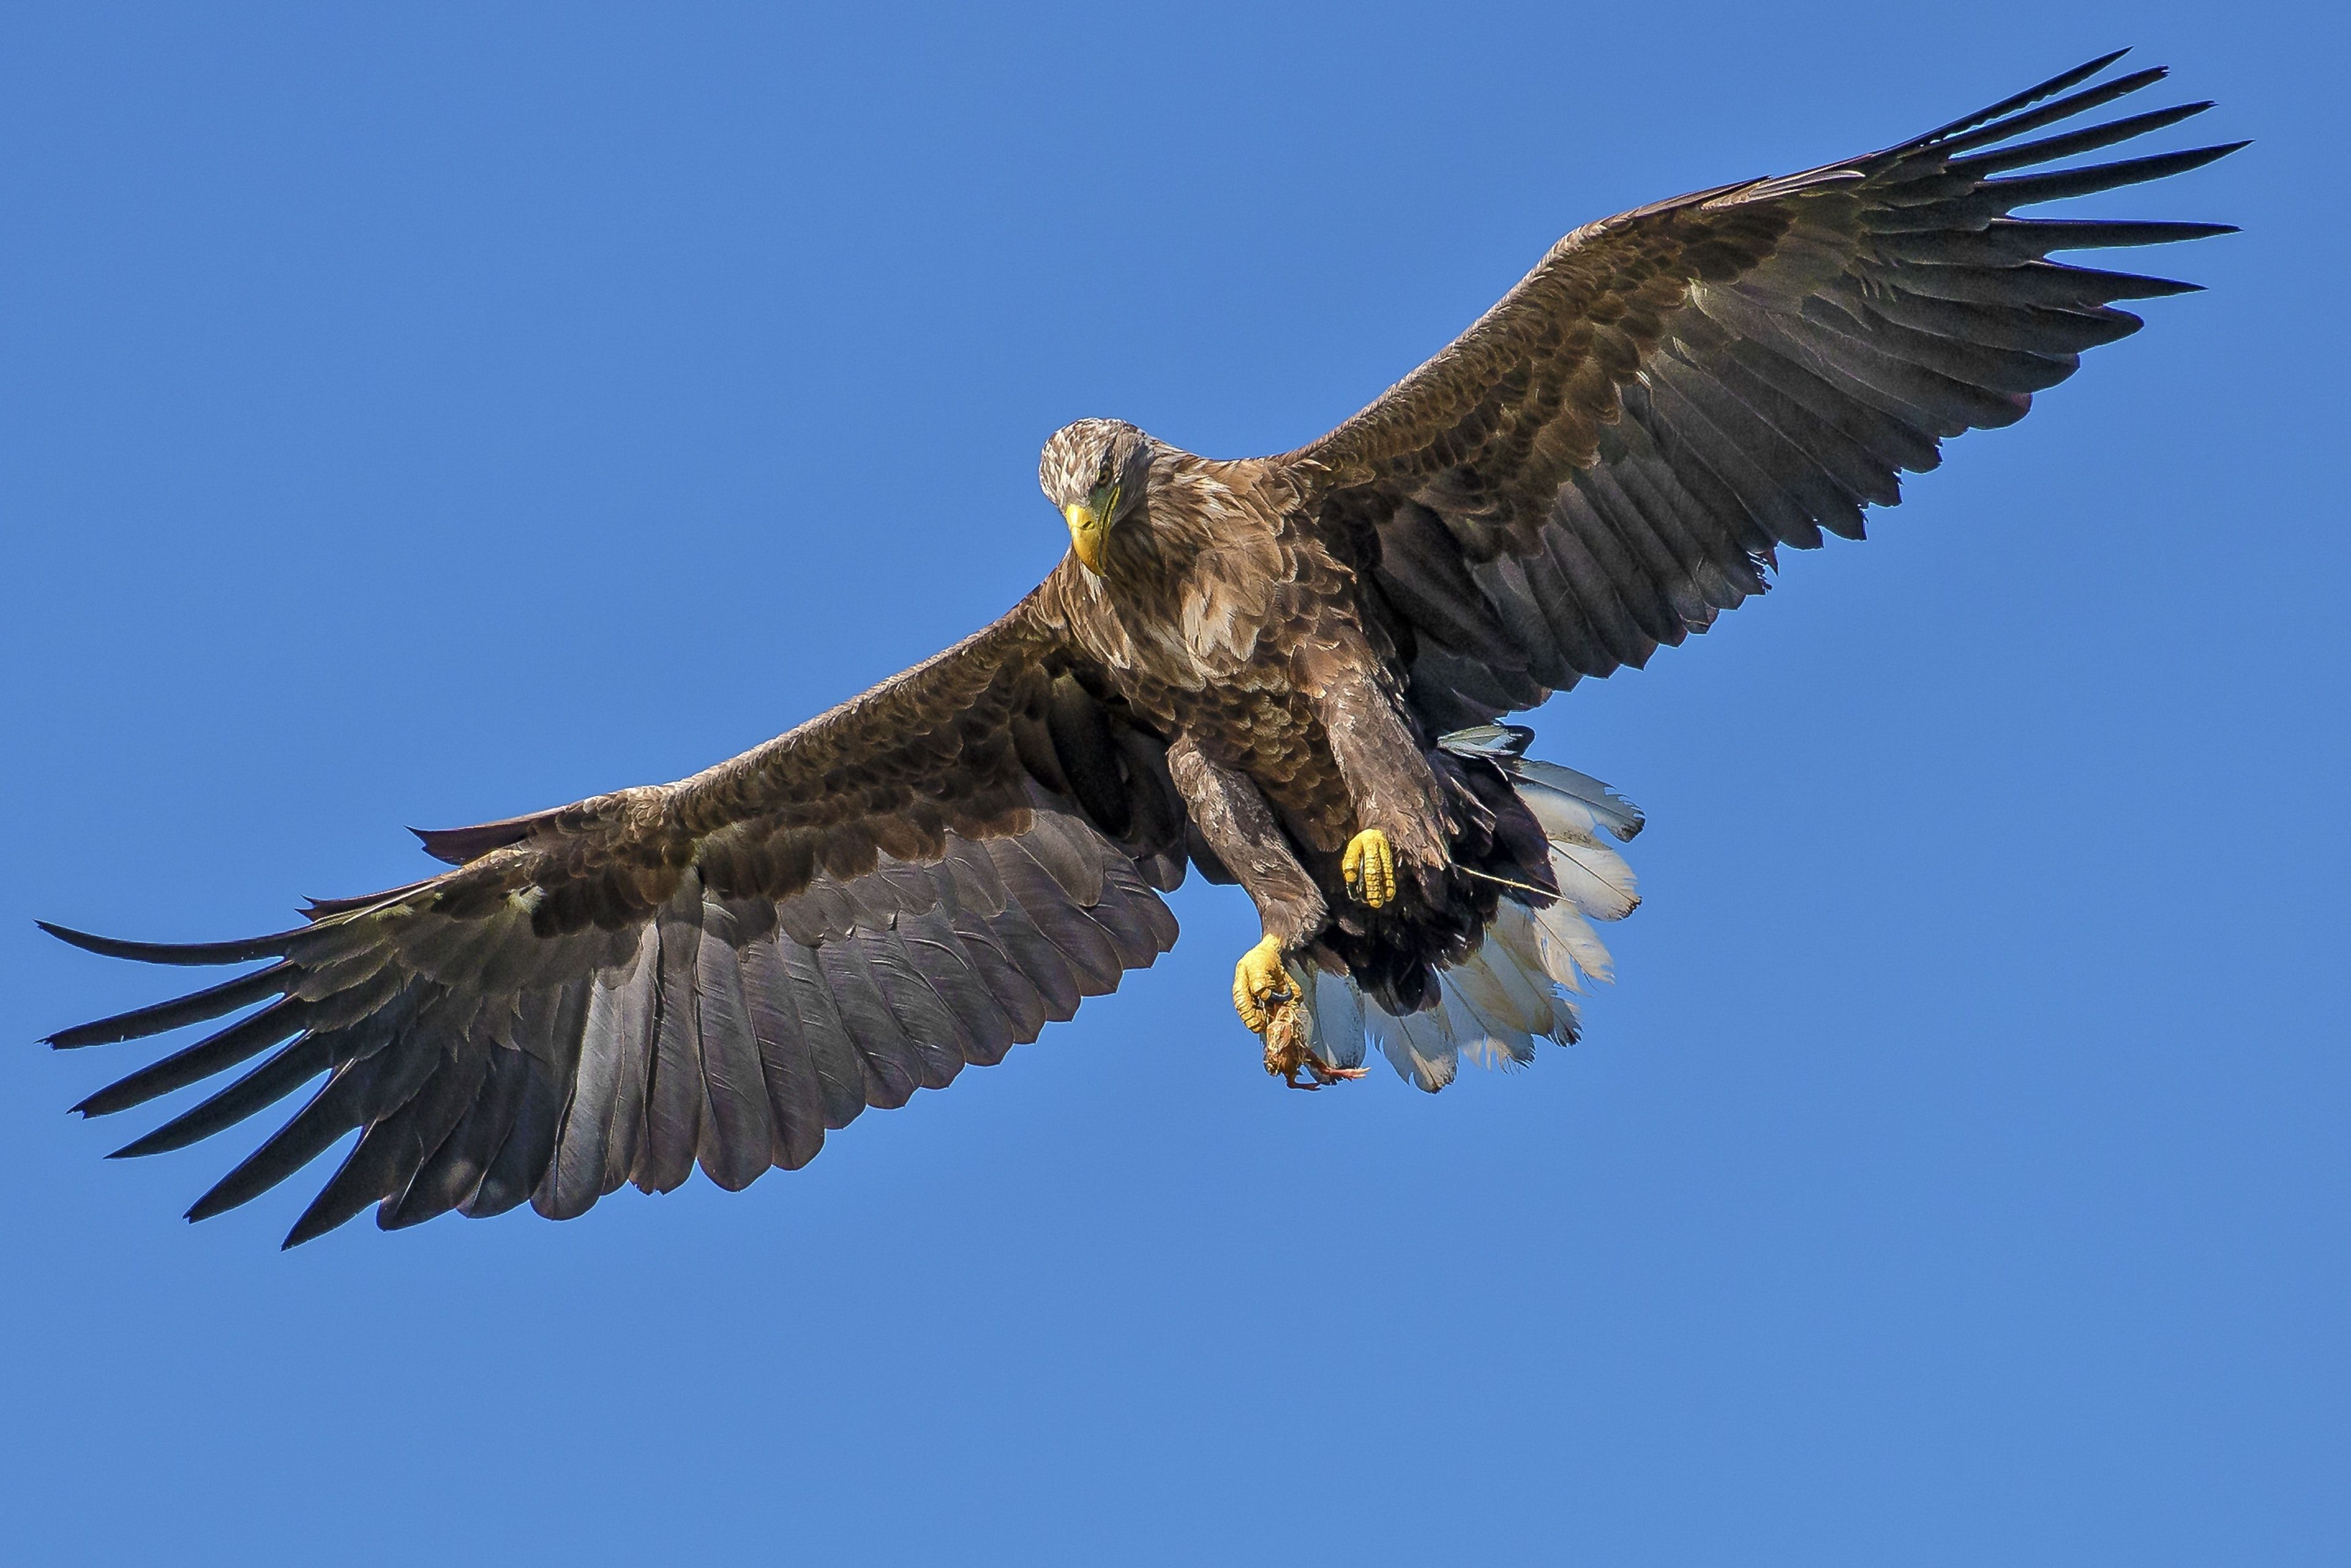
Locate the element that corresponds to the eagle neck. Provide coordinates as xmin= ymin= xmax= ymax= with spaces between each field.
xmin=1065 ymin=452 xmax=1297 ymax=686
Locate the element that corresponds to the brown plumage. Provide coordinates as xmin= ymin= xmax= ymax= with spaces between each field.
xmin=42 ymin=53 xmax=2238 ymax=1243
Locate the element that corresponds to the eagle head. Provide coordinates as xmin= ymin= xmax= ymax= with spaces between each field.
xmin=1040 ymin=419 xmax=1155 ymax=576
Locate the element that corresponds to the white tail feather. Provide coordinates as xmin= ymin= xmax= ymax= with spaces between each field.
xmin=1468 ymin=939 xmax=1560 ymax=1044
xmin=1510 ymin=760 xmax=1644 ymax=842
xmin=1529 ymin=900 xmax=1614 ymax=988
xmin=1309 ymin=967 xmax=1366 ymax=1070
xmin=1518 ymin=781 xmax=1617 ymax=848
xmin=1485 ymin=907 xmax=1580 ymax=1043
xmin=1290 ymin=746 xmax=1638 ymax=1092
xmin=1547 ymin=835 xmax=1640 ymax=922
xmin=1445 ymin=949 xmax=1532 ymax=1033
xmin=1493 ymin=900 xmax=1577 ymax=994
xmin=1365 ymin=999 xmax=1458 ymax=1092
xmin=1442 ymin=959 xmax=1540 ymax=1067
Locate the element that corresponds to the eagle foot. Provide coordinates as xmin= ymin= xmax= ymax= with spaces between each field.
xmin=1232 ymin=934 xmax=1291 ymax=1036
xmin=1342 ymin=828 xmax=1397 ymax=909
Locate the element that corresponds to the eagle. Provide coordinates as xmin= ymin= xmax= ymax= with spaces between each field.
xmin=42 ymin=53 xmax=2238 ymax=1246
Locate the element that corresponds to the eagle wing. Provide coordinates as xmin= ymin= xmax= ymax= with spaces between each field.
xmin=44 ymin=583 xmax=1190 ymax=1245
xmin=1284 ymin=52 xmax=2240 ymax=730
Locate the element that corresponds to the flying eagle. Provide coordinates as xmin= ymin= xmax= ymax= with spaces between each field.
xmin=43 ymin=53 xmax=2238 ymax=1246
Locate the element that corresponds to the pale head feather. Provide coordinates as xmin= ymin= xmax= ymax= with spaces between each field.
xmin=1037 ymin=419 xmax=1157 ymax=517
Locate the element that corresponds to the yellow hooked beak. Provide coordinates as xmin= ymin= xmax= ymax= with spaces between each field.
xmin=1063 ymin=485 xmax=1116 ymax=574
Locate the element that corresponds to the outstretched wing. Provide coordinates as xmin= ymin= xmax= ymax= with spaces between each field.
xmin=44 ymin=585 xmax=1190 ymax=1245
xmin=1288 ymin=51 xmax=2241 ymax=730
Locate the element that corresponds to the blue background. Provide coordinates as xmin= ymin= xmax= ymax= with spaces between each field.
xmin=3 ymin=4 xmax=2340 ymax=1563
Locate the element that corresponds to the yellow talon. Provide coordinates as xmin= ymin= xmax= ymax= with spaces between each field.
xmin=1342 ymin=828 xmax=1397 ymax=909
xmin=1232 ymin=934 xmax=1291 ymax=1037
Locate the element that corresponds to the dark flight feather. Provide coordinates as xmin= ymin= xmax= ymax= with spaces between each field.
xmin=737 ymin=934 xmax=828 ymax=1169
xmin=691 ymin=902 xmax=776 ymax=1191
xmin=47 ymin=964 xmax=291 ymax=1049
xmin=73 ymin=998 xmax=311 ymax=1118
xmin=376 ymin=1042 xmax=497 ymax=1229
xmin=469 ymin=1053 xmax=564 ymax=1219
xmin=421 ymin=1042 xmax=534 ymax=1218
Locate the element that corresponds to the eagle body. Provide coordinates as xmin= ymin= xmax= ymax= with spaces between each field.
xmin=40 ymin=54 xmax=2240 ymax=1244
xmin=1038 ymin=440 xmax=1543 ymax=1019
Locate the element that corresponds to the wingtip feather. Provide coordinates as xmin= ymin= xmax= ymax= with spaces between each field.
xmin=1913 ymin=48 xmax=2140 ymax=148
xmin=281 ymin=1209 xmax=343 ymax=1249
xmin=109 ymin=1123 xmax=201 ymax=1160
xmin=184 ymin=1186 xmax=242 ymax=1225
xmin=37 ymin=918 xmax=302 ymax=967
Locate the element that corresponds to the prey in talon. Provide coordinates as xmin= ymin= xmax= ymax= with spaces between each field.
xmin=1234 ymin=937 xmax=1370 ymax=1089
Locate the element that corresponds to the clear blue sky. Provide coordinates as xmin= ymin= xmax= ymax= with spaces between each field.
xmin=3 ymin=4 xmax=2341 ymax=1563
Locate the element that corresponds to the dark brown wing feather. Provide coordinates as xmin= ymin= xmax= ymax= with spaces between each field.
xmin=43 ymin=588 xmax=1186 ymax=1245
xmin=1286 ymin=53 xmax=2241 ymax=729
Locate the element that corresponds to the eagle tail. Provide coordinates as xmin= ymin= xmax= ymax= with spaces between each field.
xmin=1291 ymin=728 xmax=1645 ymax=1092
